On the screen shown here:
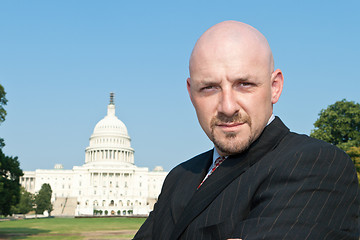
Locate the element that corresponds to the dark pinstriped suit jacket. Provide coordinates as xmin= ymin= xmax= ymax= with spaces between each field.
xmin=134 ymin=117 xmax=359 ymax=239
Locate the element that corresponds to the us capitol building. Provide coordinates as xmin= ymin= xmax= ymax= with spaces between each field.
xmin=20 ymin=93 xmax=168 ymax=217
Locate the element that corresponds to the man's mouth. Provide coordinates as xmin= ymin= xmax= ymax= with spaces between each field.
xmin=216 ymin=122 xmax=245 ymax=131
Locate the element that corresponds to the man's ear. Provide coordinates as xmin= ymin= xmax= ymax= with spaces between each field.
xmin=270 ymin=69 xmax=284 ymax=104
xmin=187 ymin=77 xmax=193 ymax=103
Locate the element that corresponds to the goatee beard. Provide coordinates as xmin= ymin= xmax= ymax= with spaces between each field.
xmin=210 ymin=112 xmax=253 ymax=155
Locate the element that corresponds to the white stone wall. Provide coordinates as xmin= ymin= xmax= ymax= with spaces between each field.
xmin=20 ymin=165 xmax=168 ymax=216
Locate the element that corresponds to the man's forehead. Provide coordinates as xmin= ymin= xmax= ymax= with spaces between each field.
xmin=192 ymin=22 xmax=268 ymax=54
xmin=189 ymin=21 xmax=273 ymax=74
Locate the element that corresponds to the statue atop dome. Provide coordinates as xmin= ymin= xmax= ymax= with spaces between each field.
xmin=110 ymin=92 xmax=114 ymax=105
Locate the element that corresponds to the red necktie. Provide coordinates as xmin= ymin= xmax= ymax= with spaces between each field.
xmin=198 ymin=156 xmax=225 ymax=189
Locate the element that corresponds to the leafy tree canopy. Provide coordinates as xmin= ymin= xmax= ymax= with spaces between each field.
xmin=0 ymin=84 xmax=7 ymax=124
xmin=0 ymin=83 xmax=23 ymax=216
xmin=0 ymin=148 xmax=23 ymax=216
xmin=311 ymin=99 xmax=360 ymax=184
xmin=11 ymin=187 xmax=34 ymax=214
xmin=35 ymin=183 xmax=53 ymax=215
xmin=0 ymin=83 xmax=7 ymax=146
xmin=347 ymin=146 xmax=360 ymax=179
xmin=310 ymin=99 xmax=360 ymax=151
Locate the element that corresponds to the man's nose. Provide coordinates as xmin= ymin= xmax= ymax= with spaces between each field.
xmin=218 ymin=89 xmax=239 ymax=117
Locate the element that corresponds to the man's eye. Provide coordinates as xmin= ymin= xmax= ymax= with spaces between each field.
xmin=201 ymin=86 xmax=215 ymax=91
xmin=237 ymin=82 xmax=255 ymax=88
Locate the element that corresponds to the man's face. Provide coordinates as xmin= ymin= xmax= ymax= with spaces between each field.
xmin=187 ymin=39 xmax=282 ymax=156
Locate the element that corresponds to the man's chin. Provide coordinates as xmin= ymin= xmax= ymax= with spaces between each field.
xmin=213 ymin=137 xmax=252 ymax=156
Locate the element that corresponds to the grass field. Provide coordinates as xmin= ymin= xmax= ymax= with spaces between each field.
xmin=0 ymin=217 xmax=146 ymax=239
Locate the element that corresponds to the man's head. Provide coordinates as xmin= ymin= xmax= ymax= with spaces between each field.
xmin=187 ymin=21 xmax=283 ymax=156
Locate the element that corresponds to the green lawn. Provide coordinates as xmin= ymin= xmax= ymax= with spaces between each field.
xmin=0 ymin=217 xmax=146 ymax=239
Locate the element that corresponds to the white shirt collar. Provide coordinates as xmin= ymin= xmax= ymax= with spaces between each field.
xmin=267 ymin=113 xmax=275 ymax=126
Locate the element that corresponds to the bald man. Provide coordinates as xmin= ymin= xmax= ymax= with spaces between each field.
xmin=134 ymin=21 xmax=359 ymax=240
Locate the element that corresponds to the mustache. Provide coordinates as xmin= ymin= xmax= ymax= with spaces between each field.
xmin=211 ymin=113 xmax=251 ymax=126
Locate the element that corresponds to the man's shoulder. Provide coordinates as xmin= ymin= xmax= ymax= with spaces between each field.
xmin=160 ymin=150 xmax=213 ymax=188
xmin=281 ymin=131 xmax=351 ymax=165
xmin=181 ymin=149 xmax=213 ymax=167
xmin=170 ymin=149 xmax=213 ymax=174
xmin=286 ymin=131 xmax=340 ymax=150
xmin=272 ymin=117 xmax=346 ymax=155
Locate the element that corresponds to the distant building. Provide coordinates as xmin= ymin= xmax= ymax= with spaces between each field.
xmin=20 ymin=93 xmax=168 ymax=216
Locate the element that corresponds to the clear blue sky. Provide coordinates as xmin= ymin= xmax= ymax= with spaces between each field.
xmin=1 ymin=1 xmax=359 ymax=172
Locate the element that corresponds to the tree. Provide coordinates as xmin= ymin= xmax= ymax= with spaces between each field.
xmin=0 ymin=148 xmax=23 ymax=216
xmin=310 ymin=99 xmax=360 ymax=152
xmin=0 ymin=84 xmax=7 ymax=146
xmin=0 ymin=84 xmax=7 ymax=124
xmin=346 ymin=146 xmax=360 ymax=184
xmin=0 ymin=83 xmax=8 ymax=152
xmin=35 ymin=183 xmax=53 ymax=215
xmin=311 ymin=99 xmax=360 ymax=184
xmin=0 ymin=84 xmax=23 ymax=216
xmin=11 ymin=187 xmax=34 ymax=214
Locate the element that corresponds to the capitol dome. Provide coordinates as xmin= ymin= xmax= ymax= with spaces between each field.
xmin=92 ymin=104 xmax=128 ymax=136
xmin=85 ymin=93 xmax=134 ymax=165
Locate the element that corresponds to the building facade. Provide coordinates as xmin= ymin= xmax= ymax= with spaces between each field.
xmin=20 ymin=94 xmax=168 ymax=216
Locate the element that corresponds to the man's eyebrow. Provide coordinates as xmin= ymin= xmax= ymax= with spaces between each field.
xmin=200 ymin=80 xmax=219 ymax=85
xmin=195 ymin=75 xmax=253 ymax=86
xmin=197 ymin=79 xmax=221 ymax=86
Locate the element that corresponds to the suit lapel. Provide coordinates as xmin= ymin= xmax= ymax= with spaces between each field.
xmin=170 ymin=150 xmax=213 ymax=223
xmin=170 ymin=117 xmax=289 ymax=239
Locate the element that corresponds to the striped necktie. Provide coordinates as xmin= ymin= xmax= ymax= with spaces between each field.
xmin=198 ymin=156 xmax=226 ymax=189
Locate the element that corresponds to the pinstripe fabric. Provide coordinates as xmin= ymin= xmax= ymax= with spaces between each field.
xmin=133 ymin=117 xmax=359 ymax=240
